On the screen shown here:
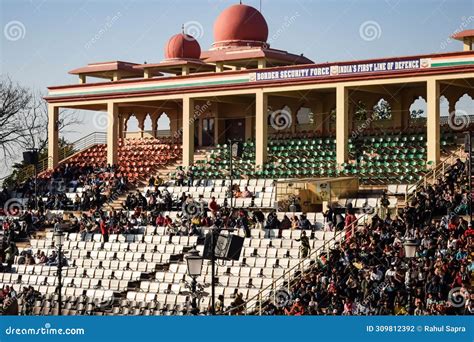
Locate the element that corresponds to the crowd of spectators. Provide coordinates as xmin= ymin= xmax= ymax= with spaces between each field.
xmin=259 ymin=158 xmax=472 ymax=316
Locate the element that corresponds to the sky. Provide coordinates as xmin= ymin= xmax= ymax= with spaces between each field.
xmin=0 ymin=0 xmax=473 ymax=171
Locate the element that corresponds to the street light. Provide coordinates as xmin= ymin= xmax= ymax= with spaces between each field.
xmin=185 ymin=247 xmax=203 ymax=315
xmin=54 ymin=229 xmax=65 ymax=315
xmin=403 ymin=239 xmax=418 ymax=258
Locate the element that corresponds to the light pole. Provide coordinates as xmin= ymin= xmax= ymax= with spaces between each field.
xmin=185 ymin=247 xmax=203 ymax=315
xmin=403 ymin=238 xmax=418 ymax=258
xmin=54 ymin=229 xmax=65 ymax=315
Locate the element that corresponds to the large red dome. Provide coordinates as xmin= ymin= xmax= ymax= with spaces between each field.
xmin=213 ymin=4 xmax=268 ymax=47
xmin=164 ymin=33 xmax=201 ymax=60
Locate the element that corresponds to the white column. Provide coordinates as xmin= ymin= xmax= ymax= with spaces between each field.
xmin=426 ymin=79 xmax=440 ymax=164
xmin=336 ymin=85 xmax=349 ymax=165
xmin=182 ymin=96 xmax=195 ymax=167
xmin=255 ymin=90 xmax=268 ymax=168
xmin=47 ymin=104 xmax=59 ymax=169
xmin=107 ymin=102 xmax=119 ymax=165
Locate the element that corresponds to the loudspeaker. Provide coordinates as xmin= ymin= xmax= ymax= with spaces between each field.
xmin=465 ymin=132 xmax=474 ymax=153
xmin=231 ymin=141 xmax=243 ymax=158
xmin=203 ymin=233 xmax=244 ymax=261
xmin=23 ymin=151 xmax=39 ymax=165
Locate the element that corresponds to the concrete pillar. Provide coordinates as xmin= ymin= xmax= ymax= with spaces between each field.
xmin=426 ymin=79 xmax=440 ymax=164
xmin=144 ymin=69 xmax=152 ymax=79
xmin=336 ymin=85 xmax=349 ymax=165
xmin=79 ymin=75 xmax=86 ymax=84
xmin=118 ymin=115 xmax=124 ymax=139
xmin=137 ymin=114 xmax=146 ymax=138
xmin=255 ymin=91 xmax=268 ymax=168
xmin=107 ymin=102 xmax=119 ymax=165
xmin=197 ymin=118 xmax=203 ymax=147
xmin=182 ymin=96 xmax=195 ymax=167
xmin=151 ymin=115 xmax=158 ymax=138
xmin=216 ymin=62 xmax=224 ymax=72
xmin=47 ymin=104 xmax=59 ymax=170
xmin=257 ymin=59 xmax=266 ymax=69
xmin=112 ymin=72 xmax=121 ymax=82
xmin=182 ymin=66 xmax=190 ymax=76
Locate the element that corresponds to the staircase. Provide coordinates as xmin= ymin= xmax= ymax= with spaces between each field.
xmin=467 ymin=132 xmax=473 ymax=222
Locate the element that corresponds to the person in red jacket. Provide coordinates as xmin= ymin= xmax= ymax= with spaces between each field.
xmin=100 ymin=218 xmax=109 ymax=243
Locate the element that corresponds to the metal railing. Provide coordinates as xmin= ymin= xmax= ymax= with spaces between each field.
xmin=223 ymin=214 xmax=369 ymax=315
xmin=404 ymin=145 xmax=465 ymax=203
xmin=12 ymin=132 xmax=107 ymax=182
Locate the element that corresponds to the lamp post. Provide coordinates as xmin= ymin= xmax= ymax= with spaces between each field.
xmin=185 ymin=247 xmax=203 ymax=315
xmin=54 ymin=229 xmax=65 ymax=315
xmin=403 ymin=239 xmax=418 ymax=258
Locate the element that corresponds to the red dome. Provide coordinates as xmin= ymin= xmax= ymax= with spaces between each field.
xmin=213 ymin=4 xmax=268 ymax=46
xmin=164 ymin=33 xmax=201 ymax=60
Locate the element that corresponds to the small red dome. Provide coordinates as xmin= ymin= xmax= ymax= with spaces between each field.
xmin=213 ymin=4 xmax=268 ymax=46
xmin=164 ymin=33 xmax=201 ymax=60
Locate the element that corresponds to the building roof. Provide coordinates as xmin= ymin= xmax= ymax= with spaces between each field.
xmin=69 ymin=61 xmax=162 ymax=79
xmin=213 ymin=4 xmax=268 ymax=49
xmin=451 ymin=29 xmax=474 ymax=40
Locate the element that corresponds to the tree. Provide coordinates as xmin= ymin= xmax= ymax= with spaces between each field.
xmin=373 ymin=99 xmax=392 ymax=120
xmin=0 ymin=76 xmax=82 ymax=182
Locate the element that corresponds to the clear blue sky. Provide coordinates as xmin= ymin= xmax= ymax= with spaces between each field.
xmin=0 ymin=0 xmax=473 ymax=140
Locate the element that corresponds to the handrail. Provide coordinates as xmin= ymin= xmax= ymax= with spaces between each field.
xmin=404 ymin=145 xmax=465 ymax=203
xmin=222 ymin=213 xmax=369 ymax=315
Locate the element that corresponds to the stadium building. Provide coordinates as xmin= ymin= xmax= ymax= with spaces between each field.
xmin=1 ymin=3 xmax=472 ymax=316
